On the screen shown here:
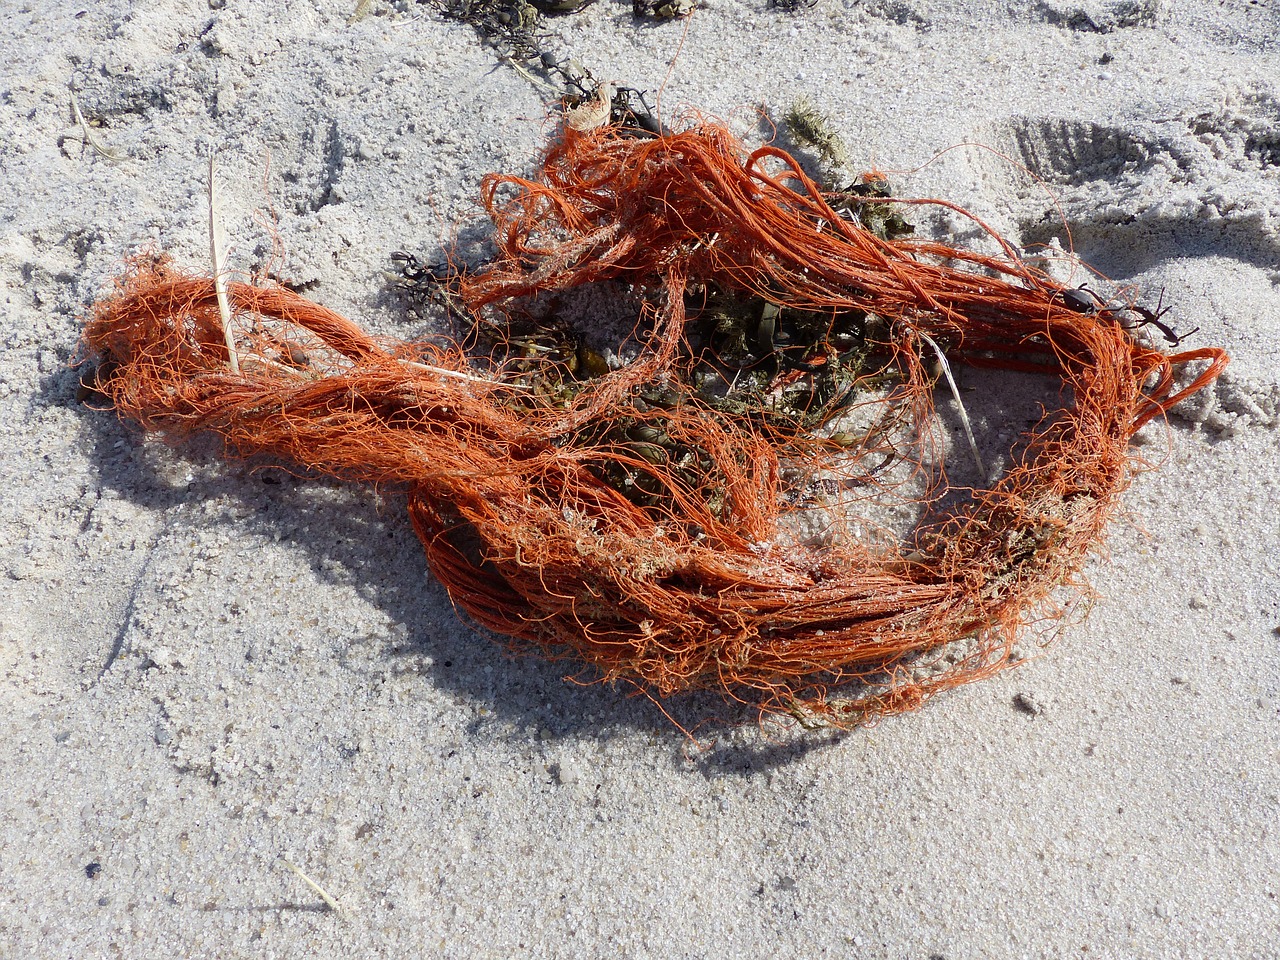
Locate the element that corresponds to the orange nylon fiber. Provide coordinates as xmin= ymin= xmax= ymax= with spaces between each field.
xmin=82 ymin=121 xmax=1226 ymax=726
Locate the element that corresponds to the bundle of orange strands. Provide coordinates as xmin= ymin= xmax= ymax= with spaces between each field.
xmin=82 ymin=120 xmax=1226 ymax=727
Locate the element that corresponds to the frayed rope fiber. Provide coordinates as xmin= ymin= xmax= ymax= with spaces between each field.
xmin=82 ymin=121 xmax=1226 ymax=727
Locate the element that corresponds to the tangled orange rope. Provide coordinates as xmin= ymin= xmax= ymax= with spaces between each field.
xmin=82 ymin=121 xmax=1226 ymax=726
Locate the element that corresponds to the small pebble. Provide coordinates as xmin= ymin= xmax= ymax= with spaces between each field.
xmin=1013 ymin=692 xmax=1043 ymax=716
xmin=551 ymin=758 xmax=580 ymax=785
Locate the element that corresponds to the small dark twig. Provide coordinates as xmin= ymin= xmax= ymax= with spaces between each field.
xmin=1127 ymin=289 xmax=1197 ymax=347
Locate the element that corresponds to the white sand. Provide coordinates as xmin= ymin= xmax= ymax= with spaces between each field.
xmin=2 ymin=1 xmax=1278 ymax=956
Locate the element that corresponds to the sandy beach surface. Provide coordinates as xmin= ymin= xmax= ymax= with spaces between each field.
xmin=2 ymin=1 xmax=1279 ymax=956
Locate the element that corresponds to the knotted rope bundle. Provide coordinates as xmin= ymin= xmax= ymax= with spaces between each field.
xmin=83 ymin=121 xmax=1226 ymax=726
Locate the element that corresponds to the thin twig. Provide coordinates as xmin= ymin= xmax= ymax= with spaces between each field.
xmin=402 ymin=358 xmax=531 ymax=390
xmin=503 ymin=55 xmax=560 ymax=94
xmin=346 ymin=0 xmax=372 ymax=25
xmin=280 ymin=856 xmax=346 ymax=920
xmin=208 ymin=149 xmax=239 ymax=374
xmin=68 ymin=86 xmax=125 ymax=162
xmin=918 ymin=331 xmax=985 ymax=476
